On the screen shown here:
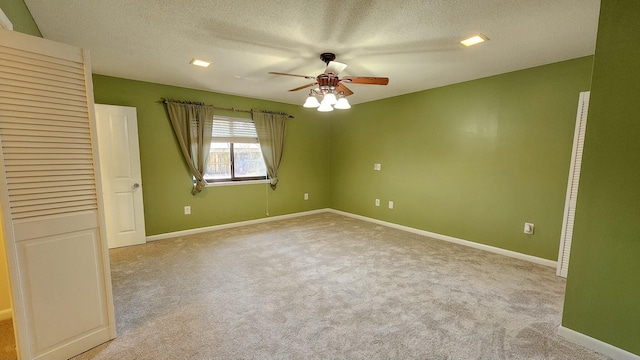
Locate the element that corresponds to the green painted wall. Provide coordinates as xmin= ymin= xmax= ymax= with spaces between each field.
xmin=0 ymin=0 xmax=41 ymax=36
xmin=92 ymin=75 xmax=330 ymax=235
xmin=562 ymin=1 xmax=640 ymax=356
xmin=329 ymin=57 xmax=593 ymax=261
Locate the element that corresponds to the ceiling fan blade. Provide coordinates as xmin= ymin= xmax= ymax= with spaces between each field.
xmin=342 ymin=76 xmax=389 ymax=85
xmin=336 ymin=82 xmax=354 ymax=96
xmin=324 ymin=61 xmax=347 ymax=76
xmin=268 ymin=72 xmax=316 ymax=80
xmin=288 ymin=82 xmax=317 ymax=92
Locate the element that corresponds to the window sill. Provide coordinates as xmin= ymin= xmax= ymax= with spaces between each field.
xmin=205 ymin=179 xmax=270 ymax=187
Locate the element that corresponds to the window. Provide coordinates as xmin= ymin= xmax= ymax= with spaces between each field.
xmin=204 ymin=116 xmax=267 ymax=182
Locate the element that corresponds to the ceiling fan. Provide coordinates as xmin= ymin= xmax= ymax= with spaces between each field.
xmin=268 ymin=52 xmax=389 ymax=111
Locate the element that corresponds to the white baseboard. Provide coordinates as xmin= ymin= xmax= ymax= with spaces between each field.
xmin=146 ymin=209 xmax=331 ymax=242
xmin=0 ymin=308 xmax=12 ymax=321
xmin=327 ymin=209 xmax=557 ymax=268
xmin=558 ymin=326 xmax=640 ymax=360
xmin=147 ymin=208 xmax=556 ymax=267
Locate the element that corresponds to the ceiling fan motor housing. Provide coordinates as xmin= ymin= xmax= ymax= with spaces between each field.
xmin=317 ymin=74 xmax=339 ymax=92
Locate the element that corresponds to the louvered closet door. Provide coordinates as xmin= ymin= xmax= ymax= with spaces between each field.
xmin=0 ymin=29 xmax=116 ymax=359
xmin=556 ymin=91 xmax=590 ymax=278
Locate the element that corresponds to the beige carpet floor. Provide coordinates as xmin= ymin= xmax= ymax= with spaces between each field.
xmin=73 ymin=212 xmax=608 ymax=359
xmin=0 ymin=318 xmax=17 ymax=360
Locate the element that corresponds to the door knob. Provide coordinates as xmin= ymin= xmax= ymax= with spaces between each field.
xmin=133 ymin=183 xmax=140 ymax=189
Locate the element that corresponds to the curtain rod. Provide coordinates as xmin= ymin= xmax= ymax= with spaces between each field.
xmin=160 ymin=99 xmax=294 ymax=118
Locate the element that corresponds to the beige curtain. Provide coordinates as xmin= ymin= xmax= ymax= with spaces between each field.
xmin=165 ymin=101 xmax=214 ymax=194
xmin=252 ymin=111 xmax=287 ymax=190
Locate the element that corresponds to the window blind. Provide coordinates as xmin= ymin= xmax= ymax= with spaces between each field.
xmin=212 ymin=116 xmax=258 ymax=143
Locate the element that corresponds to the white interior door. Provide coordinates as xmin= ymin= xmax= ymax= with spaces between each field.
xmin=0 ymin=29 xmax=116 ymax=359
xmin=95 ymin=104 xmax=146 ymax=249
xmin=557 ymin=91 xmax=590 ymax=278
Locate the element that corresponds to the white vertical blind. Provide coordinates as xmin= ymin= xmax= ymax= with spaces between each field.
xmin=557 ymin=91 xmax=590 ymax=278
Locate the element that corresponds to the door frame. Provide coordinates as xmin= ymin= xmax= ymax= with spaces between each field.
xmin=557 ymin=91 xmax=590 ymax=278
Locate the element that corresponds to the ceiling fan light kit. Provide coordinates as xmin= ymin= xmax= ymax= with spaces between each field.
xmin=322 ymin=92 xmax=338 ymax=105
xmin=303 ymin=93 xmax=321 ymax=108
xmin=317 ymin=101 xmax=334 ymax=112
xmin=333 ymin=96 xmax=351 ymax=110
xmin=268 ymin=52 xmax=389 ymax=112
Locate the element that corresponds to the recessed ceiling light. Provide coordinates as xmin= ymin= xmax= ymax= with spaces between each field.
xmin=460 ymin=34 xmax=489 ymax=47
xmin=190 ymin=58 xmax=211 ymax=68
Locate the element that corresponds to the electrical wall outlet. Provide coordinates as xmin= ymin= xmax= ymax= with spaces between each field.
xmin=184 ymin=206 xmax=191 ymax=215
xmin=524 ymin=222 xmax=534 ymax=235
xmin=388 ymin=201 xmax=394 ymax=209
xmin=304 ymin=193 xmax=309 ymax=200
xmin=375 ymin=199 xmax=380 ymax=206
xmin=373 ymin=163 xmax=381 ymax=171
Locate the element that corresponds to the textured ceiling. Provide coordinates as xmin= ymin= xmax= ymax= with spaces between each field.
xmin=24 ymin=0 xmax=600 ymax=106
